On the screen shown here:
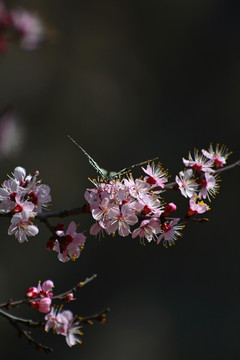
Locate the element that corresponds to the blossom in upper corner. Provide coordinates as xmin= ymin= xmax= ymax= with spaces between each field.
xmin=10 ymin=8 xmax=44 ymax=50
xmin=175 ymin=169 xmax=198 ymax=198
xmin=53 ymin=221 xmax=86 ymax=262
xmin=202 ymin=144 xmax=231 ymax=168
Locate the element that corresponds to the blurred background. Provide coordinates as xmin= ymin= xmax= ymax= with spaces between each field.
xmin=0 ymin=0 xmax=240 ymax=359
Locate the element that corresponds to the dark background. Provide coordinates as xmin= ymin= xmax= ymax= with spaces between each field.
xmin=0 ymin=1 xmax=240 ymax=359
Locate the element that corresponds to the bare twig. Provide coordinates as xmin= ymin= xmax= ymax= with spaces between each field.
xmin=0 ymin=308 xmax=52 ymax=353
xmin=78 ymin=308 xmax=110 ymax=325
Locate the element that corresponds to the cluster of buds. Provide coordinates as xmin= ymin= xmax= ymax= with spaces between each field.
xmin=26 ymin=280 xmax=54 ymax=314
xmin=0 ymin=1 xmax=45 ymax=53
xmin=0 ymin=166 xmax=51 ymax=243
xmin=85 ymin=144 xmax=231 ymax=247
xmin=47 ymin=221 xmax=86 ymax=263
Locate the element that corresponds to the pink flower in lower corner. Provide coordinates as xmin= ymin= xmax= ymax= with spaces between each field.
xmin=45 ymin=308 xmax=83 ymax=347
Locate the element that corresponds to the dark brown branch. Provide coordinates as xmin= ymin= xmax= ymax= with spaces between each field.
xmin=0 ymin=308 xmax=52 ymax=353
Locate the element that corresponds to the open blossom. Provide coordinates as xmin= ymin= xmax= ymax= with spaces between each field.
xmin=8 ymin=208 xmax=38 ymax=243
xmin=175 ymin=169 xmax=198 ymax=198
xmin=198 ymin=172 xmax=219 ymax=201
xmin=106 ymin=203 xmax=138 ymax=237
xmin=157 ymin=218 xmax=183 ymax=247
xmin=202 ymin=144 xmax=231 ymax=168
xmin=28 ymin=183 xmax=52 ymax=212
xmin=53 ymin=221 xmax=86 ymax=262
xmin=0 ymin=166 xmax=51 ymax=242
xmin=186 ymin=196 xmax=209 ymax=217
xmin=182 ymin=149 xmax=214 ymax=173
xmin=132 ymin=218 xmax=161 ymax=243
xmin=45 ymin=308 xmax=83 ymax=347
xmin=124 ymin=177 xmax=150 ymax=202
xmin=141 ymin=163 xmax=168 ymax=189
xmin=11 ymin=9 xmax=44 ymax=50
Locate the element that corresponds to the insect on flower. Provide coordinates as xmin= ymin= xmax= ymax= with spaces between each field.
xmin=67 ymin=135 xmax=159 ymax=181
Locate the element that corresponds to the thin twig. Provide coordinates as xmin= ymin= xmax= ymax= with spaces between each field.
xmin=0 ymin=308 xmax=52 ymax=353
xmin=78 ymin=308 xmax=110 ymax=325
xmin=0 ymin=274 xmax=97 ymax=309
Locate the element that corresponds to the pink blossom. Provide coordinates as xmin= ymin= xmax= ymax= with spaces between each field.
xmin=124 ymin=177 xmax=150 ymax=201
xmin=183 ymin=149 xmax=214 ymax=173
xmin=45 ymin=308 xmax=82 ymax=346
xmin=8 ymin=209 xmax=38 ymax=243
xmin=198 ymin=172 xmax=219 ymax=201
xmin=187 ymin=196 xmax=209 ymax=216
xmin=106 ymin=203 xmax=138 ymax=237
xmin=53 ymin=221 xmax=86 ymax=262
xmin=28 ymin=183 xmax=52 ymax=212
xmin=132 ymin=218 xmax=161 ymax=242
xmin=0 ymin=178 xmax=19 ymax=212
xmin=142 ymin=163 xmax=168 ymax=189
xmin=175 ymin=169 xmax=198 ymax=198
xmin=11 ymin=9 xmax=44 ymax=50
xmin=157 ymin=218 xmax=183 ymax=247
xmin=202 ymin=144 xmax=231 ymax=168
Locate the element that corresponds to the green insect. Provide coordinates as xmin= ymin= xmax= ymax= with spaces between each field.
xmin=68 ymin=135 xmax=158 ymax=181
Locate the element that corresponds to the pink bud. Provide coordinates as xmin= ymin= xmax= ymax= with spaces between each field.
xmin=163 ymin=203 xmax=177 ymax=216
xmin=38 ymin=297 xmax=52 ymax=313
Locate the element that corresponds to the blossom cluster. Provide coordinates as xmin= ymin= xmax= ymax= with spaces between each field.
xmin=47 ymin=221 xmax=86 ymax=263
xmin=26 ymin=279 xmax=81 ymax=347
xmin=85 ymin=144 xmax=230 ymax=247
xmin=0 ymin=166 xmax=51 ymax=243
xmin=0 ymin=1 xmax=45 ymax=53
